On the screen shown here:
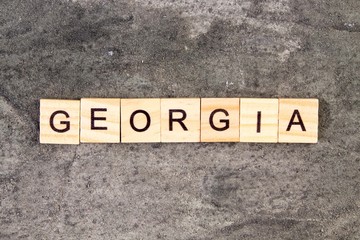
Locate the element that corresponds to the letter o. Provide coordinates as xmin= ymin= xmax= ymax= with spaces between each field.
xmin=130 ymin=110 xmax=151 ymax=132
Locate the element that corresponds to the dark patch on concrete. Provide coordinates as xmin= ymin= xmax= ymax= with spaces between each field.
xmin=246 ymin=0 xmax=265 ymax=18
xmin=317 ymin=98 xmax=332 ymax=139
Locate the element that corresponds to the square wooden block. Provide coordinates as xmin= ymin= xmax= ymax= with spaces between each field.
xmin=161 ymin=98 xmax=200 ymax=142
xmin=278 ymin=98 xmax=319 ymax=143
xmin=240 ymin=98 xmax=278 ymax=143
xmin=121 ymin=99 xmax=160 ymax=143
xmin=81 ymin=98 xmax=120 ymax=143
xmin=40 ymin=99 xmax=80 ymax=144
xmin=201 ymin=98 xmax=240 ymax=142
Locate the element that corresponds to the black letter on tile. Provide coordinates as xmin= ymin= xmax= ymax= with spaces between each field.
xmin=130 ymin=110 xmax=151 ymax=132
xmin=209 ymin=109 xmax=229 ymax=131
xmin=286 ymin=110 xmax=306 ymax=131
xmin=169 ymin=110 xmax=188 ymax=131
xmin=257 ymin=111 xmax=261 ymax=133
xmin=91 ymin=108 xmax=107 ymax=130
xmin=50 ymin=110 xmax=70 ymax=133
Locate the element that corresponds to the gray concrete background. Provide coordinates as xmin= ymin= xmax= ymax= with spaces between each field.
xmin=0 ymin=0 xmax=359 ymax=239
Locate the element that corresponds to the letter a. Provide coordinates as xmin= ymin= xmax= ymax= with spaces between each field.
xmin=286 ymin=110 xmax=306 ymax=131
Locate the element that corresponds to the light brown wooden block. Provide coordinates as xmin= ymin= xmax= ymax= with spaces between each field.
xmin=278 ymin=98 xmax=318 ymax=143
xmin=161 ymin=98 xmax=200 ymax=142
xmin=240 ymin=98 xmax=278 ymax=143
xmin=201 ymin=98 xmax=240 ymax=142
xmin=80 ymin=98 xmax=120 ymax=143
xmin=40 ymin=99 xmax=80 ymax=144
xmin=121 ymin=98 xmax=160 ymax=143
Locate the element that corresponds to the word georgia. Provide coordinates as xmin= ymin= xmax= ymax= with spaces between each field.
xmin=39 ymin=98 xmax=318 ymax=144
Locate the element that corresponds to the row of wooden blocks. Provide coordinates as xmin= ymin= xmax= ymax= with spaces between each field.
xmin=40 ymin=98 xmax=319 ymax=144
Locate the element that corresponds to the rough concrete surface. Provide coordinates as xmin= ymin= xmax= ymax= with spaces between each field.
xmin=0 ymin=0 xmax=359 ymax=239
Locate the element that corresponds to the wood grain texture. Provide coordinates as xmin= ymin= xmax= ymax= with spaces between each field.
xmin=278 ymin=98 xmax=319 ymax=143
xmin=40 ymin=99 xmax=80 ymax=144
xmin=121 ymin=98 xmax=160 ymax=143
xmin=240 ymin=98 xmax=278 ymax=143
xmin=161 ymin=98 xmax=200 ymax=142
xmin=80 ymin=98 xmax=121 ymax=143
xmin=201 ymin=98 xmax=240 ymax=142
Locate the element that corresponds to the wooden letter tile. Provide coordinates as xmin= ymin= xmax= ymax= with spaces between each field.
xmin=40 ymin=99 xmax=80 ymax=144
xmin=278 ymin=98 xmax=319 ymax=143
xmin=161 ymin=98 xmax=200 ymax=142
xmin=121 ymin=98 xmax=160 ymax=143
xmin=201 ymin=98 xmax=240 ymax=142
xmin=80 ymin=98 xmax=120 ymax=143
xmin=240 ymin=98 xmax=278 ymax=143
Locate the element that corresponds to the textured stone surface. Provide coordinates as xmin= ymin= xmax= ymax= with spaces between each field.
xmin=1 ymin=0 xmax=359 ymax=239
